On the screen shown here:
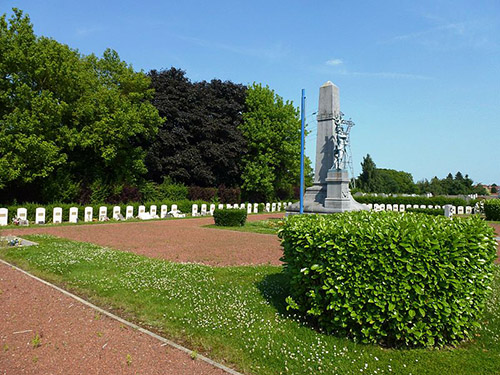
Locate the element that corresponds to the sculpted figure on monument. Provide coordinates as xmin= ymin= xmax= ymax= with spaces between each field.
xmin=332 ymin=112 xmax=353 ymax=171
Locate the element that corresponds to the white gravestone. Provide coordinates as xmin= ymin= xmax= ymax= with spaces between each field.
xmin=138 ymin=205 xmax=146 ymax=217
xmin=0 ymin=208 xmax=8 ymax=226
xmin=239 ymin=203 xmax=245 ymax=210
xmin=126 ymin=206 xmax=134 ymax=220
xmin=17 ymin=208 xmax=27 ymax=220
xmin=161 ymin=205 xmax=168 ymax=218
xmin=210 ymin=204 xmax=216 ymax=215
xmin=69 ymin=207 xmax=78 ymax=223
xmin=368 ymin=204 xmax=373 ymax=210
xmin=392 ymin=204 xmax=398 ymax=212
xmin=36 ymin=207 xmax=46 ymax=224
xmin=247 ymin=203 xmax=252 ymax=214
xmin=413 ymin=205 xmax=419 ymax=209
xmin=150 ymin=205 xmax=158 ymax=218
xmin=399 ymin=204 xmax=405 ymax=212
xmin=226 ymin=204 xmax=232 ymax=209
xmin=218 ymin=204 xmax=224 ymax=210
xmin=278 ymin=202 xmax=282 ymax=211
xmin=99 ymin=206 xmax=107 ymax=221
xmin=451 ymin=206 xmax=456 ymax=215
xmin=465 ymin=206 xmax=472 ymax=214
xmin=386 ymin=204 xmax=393 ymax=211
xmin=419 ymin=205 xmax=426 ymax=209
xmin=379 ymin=204 xmax=386 ymax=211
xmin=265 ymin=203 xmax=270 ymax=212
xmin=201 ymin=204 xmax=207 ymax=216
xmin=406 ymin=204 xmax=412 ymax=209
xmin=435 ymin=205 xmax=441 ymax=209
xmin=427 ymin=205 xmax=433 ymax=209
xmin=84 ymin=207 xmax=93 ymax=222
xmin=113 ymin=206 xmax=121 ymax=220
xmin=53 ymin=207 xmax=62 ymax=224
xmin=457 ymin=206 xmax=464 ymax=215
xmin=171 ymin=204 xmax=178 ymax=213
xmin=253 ymin=203 xmax=259 ymax=214
xmin=444 ymin=204 xmax=453 ymax=218
xmin=271 ymin=203 xmax=276 ymax=212
xmin=192 ymin=204 xmax=199 ymax=217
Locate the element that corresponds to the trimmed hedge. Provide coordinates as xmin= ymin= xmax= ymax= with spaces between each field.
xmin=279 ymin=211 xmax=497 ymax=347
xmin=213 ymin=209 xmax=247 ymax=226
xmin=405 ymin=207 xmax=444 ymax=216
xmin=355 ymin=195 xmax=476 ymax=207
xmin=484 ymin=199 xmax=500 ymax=221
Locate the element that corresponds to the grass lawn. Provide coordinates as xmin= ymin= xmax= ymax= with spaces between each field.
xmin=1 ymin=235 xmax=500 ymax=375
xmin=205 ymin=219 xmax=283 ymax=235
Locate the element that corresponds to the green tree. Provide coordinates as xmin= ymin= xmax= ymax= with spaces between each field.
xmin=239 ymin=83 xmax=309 ymax=201
xmin=358 ymin=154 xmax=377 ymax=192
xmin=0 ymin=9 xmax=162 ymax=203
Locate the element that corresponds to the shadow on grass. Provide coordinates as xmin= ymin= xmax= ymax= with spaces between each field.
xmin=255 ymin=271 xmax=292 ymax=316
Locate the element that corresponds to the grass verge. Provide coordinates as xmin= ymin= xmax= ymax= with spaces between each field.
xmin=1 ymin=235 xmax=500 ymax=375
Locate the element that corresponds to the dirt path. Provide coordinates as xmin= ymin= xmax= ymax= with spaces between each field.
xmin=0 ymin=261 xmax=229 ymax=375
xmin=2 ymin=213 xmax=285 ymax=266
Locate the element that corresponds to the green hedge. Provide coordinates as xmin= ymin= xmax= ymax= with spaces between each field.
xmin=279 ymin=211 xmax=497 ymax=347
xmin=484 ymin=199 xmax=500 ymax=221
xmin=213 ymin=209 xmax=247 ymax=226
xmin=355 ymin=195 xmax=476 ymax=207
xmin=405 ymin=207 xmax=444 ymax=216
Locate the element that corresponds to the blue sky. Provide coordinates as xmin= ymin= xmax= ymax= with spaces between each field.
xmin=3 ymin=0 xmax=500 ymax=184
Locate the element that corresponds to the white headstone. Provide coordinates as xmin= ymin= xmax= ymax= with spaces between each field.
xmin=0 ymin=208 xmax=8 ymax=226
xmin=288 ymin=201 xmax=292 ymax=206
xmin=69 ymin=207 xmax=78 ymax=223
xmin=444 ymin=204 xmax=453 ymax=218
xmin=277 ymin=202 xmax=282 ymax=211
xmin=413 ymin=205 xmax=419 ymax=209
xmin=226 ymin=204 xmax=232 ymax=209
xmin=253 ymin=203 xmax=258 ymax=214
xmin=150 ymin=205 xmax=157 ymax=217
xmin=271 ymin=203 xmax=276 ymax=212
xmin=126 ymin=206 xmax=134 ymax=219
xmin=113 ymin=206 xmax=121 ymax=220
xmin=435 ymin=205 xmax=441 ymax=209
xmin=451 ymin=206 xmax=457 ymax=215
xmin=36 ymin=207 xmax=46 ymax=224
xmin=379 ymin=204 xmax=386 ymax=211
xmin=427 ymin=205 xmax=434 ymax=209
xmin=247 ymin=203 xmax=252 ymax=214
xmin=99 ymin=206 xmax=107 ymax=221
xmin=399 ymin=204 xmax=405 ymax=212
xmin=201 ymin=204 xmax=207 ymax=216
xmin=161 ymin=204 xmax=168 ymax=218
xmin=17 ymin=208 xmax=27 ymax=220
xmin=138 ymin=205 xmax=146 ymax=216
xmin=392 ymin=204 xmax=398 ymax=212
xmin=84 ymin=207 xmax=93 ymax=222
xmin=53 ymin=207 xmax=62 ymax=224
xmin=420 ymin=205 xmax=426 ymax=209
xmin=192 ymin=204 xmax=199 ymax=217
xmin=368 ymin=203 xmax=373 ymax=210
xmin=265 ymin=203 xmax=270 ymax=212
xmin=386 ymin=204 xmax=393 ymax=211
xmin=171 ymin=204 xmax=178 ymax=213
xmin=210 ymin=204 xmax=216 ymax=215
xmin=465 ymin=206 xmax=472 ymax=214
xmin=406 ymin=204 xmax=412 ymax=209
xmin=457 ymin=206 xmax=464 ymax=215
xmin=238 ymin=203 xmax=244 ymax=210
xmin=218 ymin=204 xmax=224 ymax=210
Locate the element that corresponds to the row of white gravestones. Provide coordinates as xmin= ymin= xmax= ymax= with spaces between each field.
xmin=366 ymin=203 xmax=473 ymax=214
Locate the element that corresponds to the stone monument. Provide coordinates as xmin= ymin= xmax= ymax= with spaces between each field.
xmin=287 ymin=81 xmax=369 ymax=214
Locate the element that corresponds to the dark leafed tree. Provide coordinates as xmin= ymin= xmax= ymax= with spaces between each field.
xmin=146 ymin=68 xmax=247 ymax=187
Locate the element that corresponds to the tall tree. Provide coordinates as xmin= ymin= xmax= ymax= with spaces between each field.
xmin=239 ymin=83 xmax=309 ymax=201
xmin=358 ymin=154 xmax=377 ymax=192
xmin=146 ymin=68 xmax=247 ymax=187
xmin=0 ymin=9 xmax=162 ymax=203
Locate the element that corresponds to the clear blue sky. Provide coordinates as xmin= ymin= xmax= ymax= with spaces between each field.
xmin=4 ymin=0 xmax=500 ymax=184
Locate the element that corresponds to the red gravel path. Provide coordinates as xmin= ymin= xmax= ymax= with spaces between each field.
xmin=2 ymin=214 xmax=284 ymax=266
xmin=0 ymin=261 xmax=228 ymax=375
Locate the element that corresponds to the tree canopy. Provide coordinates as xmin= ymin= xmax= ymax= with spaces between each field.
xmin=0 ymin=9 xmax=162 ymax=203
xmin=145 ymin=68 xmax=247 ymax=188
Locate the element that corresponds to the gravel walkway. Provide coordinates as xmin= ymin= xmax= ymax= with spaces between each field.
xmin=2 ymin=213 xmax=284 ymax=266
xmin=0 ymin=261 xmax=229 ymax=375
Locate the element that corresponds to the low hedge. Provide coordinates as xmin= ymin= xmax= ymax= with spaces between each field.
xmin=279 ymin=211 xmax=497 ymax=347
xmin=405 ymin=207 xmax=444 ymax=216
xmin=484 ymin=199 xmax=500 ymax=221
xmin=213 ymin=209 xmax=247 ymax=226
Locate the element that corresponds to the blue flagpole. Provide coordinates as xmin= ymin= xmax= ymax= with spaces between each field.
xmin=300 ymin=89 xmax=305 ymax=214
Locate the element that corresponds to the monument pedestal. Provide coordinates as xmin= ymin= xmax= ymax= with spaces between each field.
xmin=287 ymin=169 xmax=369 ymax=215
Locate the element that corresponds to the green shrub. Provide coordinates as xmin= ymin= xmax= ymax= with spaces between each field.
xmin=405 ymin=207 xmax=444 ymax=216
xmin=484 ymin=199 xmax=500 ymax=221
xmin=213 ymin=209 xmax=247 ymax=226
xmin=159 ymin=177 xmax=188 ymax=201
xmin=279 ymin=211 xmax=497 ymax=347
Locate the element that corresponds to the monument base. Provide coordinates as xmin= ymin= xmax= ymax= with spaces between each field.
xmin=286 ymin=169 xmax=370 ymax=215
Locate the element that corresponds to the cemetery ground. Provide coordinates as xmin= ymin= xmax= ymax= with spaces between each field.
xmin=0 ymin=216 xmax=500 ymax=374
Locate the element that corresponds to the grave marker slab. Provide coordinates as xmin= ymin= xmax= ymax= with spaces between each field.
xmin=160 ymin=205 xmax=168 ymax=218
xmin=113 ymin=206 xmax=121 ymax=220
xmin=69 ymin=207 xmax=78 ymax=223
xmin=17 ymin=208 xmax=27 ymax=220
xmin=126 ymin=206 xmax=134 ymax=220
xmin=0 ymin=208 xmax=8 ymax=226
xmin=36 ymin=207 xmax=46 ymax=224
xmin=253 ymin=203 xmax=259 ymax=214
xmin=53 ymin=207 xmax=62 ymax=224
xmin=84 ymin=207 xmax=93 ymax=222
xmin=99 ymin=206 xmax=107 ymax=221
